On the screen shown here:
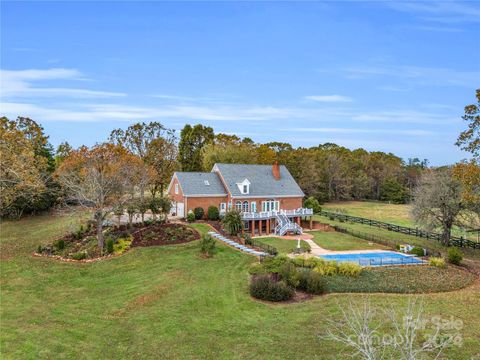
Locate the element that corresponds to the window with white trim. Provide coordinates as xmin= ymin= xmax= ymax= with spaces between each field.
xmin=235 ymin=201 xmax=242 ymax=211
xmin=251 ymin=201 xmax=257 ymax=213
xmin=262 ymin=199 xmax=279 ymax=212
xmin=242 ymin=201 xmax=249 ymax=212
xmin=220 ymin=203 xmax=226 ymax=212
xmin=175 ymin=183 xmax=179 ymax=194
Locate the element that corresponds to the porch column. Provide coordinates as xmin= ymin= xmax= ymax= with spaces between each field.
xmin=296 ymin=217 xmax=301 ymax=225
xmin=251 ymin=220 xmax=255 ymax=237
xmin=259 ymin=220 xmax=263 ymax=236
xmin=309 ymin=216 xmax=313 ymax=230
xmin=266 ymin=218 xmax=270 ymax=234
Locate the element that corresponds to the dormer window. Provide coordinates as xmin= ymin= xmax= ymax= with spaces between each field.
xmin=237 ymin=178 xmax=250 ymax=194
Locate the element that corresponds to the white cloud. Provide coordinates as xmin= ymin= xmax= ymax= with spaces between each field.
xmin=0 ymin=68 xmax=126 ymax=99
xmin=343 ymin=65 xmax=478 ymax=87
xmin=305 ymin=95 xmax=353 ymax=102
xmin=286 ymin=127 xmax=435 ymax=136
xmin=385 ymin=1 xmax=480 ymax=23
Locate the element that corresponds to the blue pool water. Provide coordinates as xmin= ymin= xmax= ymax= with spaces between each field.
xmin=319 ymin=251 xmax=425 ymax=267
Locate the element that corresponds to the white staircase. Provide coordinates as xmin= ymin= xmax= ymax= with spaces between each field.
xmin=274 ymin=213 xmax=302 ymax=236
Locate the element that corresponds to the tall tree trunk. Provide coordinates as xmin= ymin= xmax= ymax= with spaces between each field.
xmin=441 ymin=222 xmax=452 ymax=246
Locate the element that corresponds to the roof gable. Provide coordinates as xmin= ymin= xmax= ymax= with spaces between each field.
xmin=212 ymin=163 xmax=304 ymax=198
xmin=172 ymin=172 xmax=227 ymax=196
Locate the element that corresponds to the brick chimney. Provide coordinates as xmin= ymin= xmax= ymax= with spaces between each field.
xmin=272 ymin=161 xmax=281 ymax=180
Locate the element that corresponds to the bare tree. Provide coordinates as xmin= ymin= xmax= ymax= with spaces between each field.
xmin=320 ymin=297 xmax=456 ymax=360
xmin=412 ymin=169 xmax=466 ymax=246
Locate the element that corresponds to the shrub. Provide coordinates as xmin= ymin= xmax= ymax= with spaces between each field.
xmin=222 ymin=210 xmax=243 ymax=236
xmin=193 ymin=207 xmax=204 ymax=220
xmin=106 ymin=238 xmax=114 ymax=254
xmin=243 ymin=233 xmax=252 ymax=245
xmin=200 ymin=234 xmax=216 ymax=257
xmin=261 ymin=255 xmax=290 ymax=274
xmin=313 ymin=260 xmax=338 ymax=276
xmin=55 ymin=239 xmax=65 ymax=251
xmin=338 ymin=262 xmax=362 ymax=277
xmin=279 ymin=262 xmax=299 ymax=287
xmin=296 ymin=269 xmax=326 ymax=295
xmin=207 ymin=206 xmax=219 ymax=220
xmin=71 ymin=251 xmax=87 ymax=260
xmin=291 ymin=255 xmax=324 ymax=268
xmin=37 ymin=245 xmax=43 ymax=253
xmin=248 ymin=263 xmax=267 ymax=276
xmin=409 ymin=246 xmax=425 ymax=257
xmin=73 ymin=225 xmax=85 ymax=240
xmin=113 ymin=237 xmax=132 ymax=255
xmin=447 ymin=247 xmax=463 ymax=265
xmin=186 ymin=211 xmax=195 ymax=223
xmin=249 ymin=275 xmax=294 ymax=302
xmin=304 ymin=196 xmax=322 ymax=214
xmin=429 ymin=257 xmax=446 ymax=268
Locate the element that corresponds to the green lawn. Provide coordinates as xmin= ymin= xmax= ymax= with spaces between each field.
xmin=322 ymin=201 xmax=478 ymax=241
xmin=254 ymin=237 xmax=310 ymax=254
xmin=1 ymin=212 xmax=480 ymax=359
xmin=310 ymin=231 xmax=389 ymax=251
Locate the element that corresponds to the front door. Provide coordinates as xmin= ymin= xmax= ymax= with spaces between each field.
xmin=177 ymin=202 xmax=185 ymax=217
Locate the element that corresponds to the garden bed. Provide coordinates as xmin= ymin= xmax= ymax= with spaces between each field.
xmin=131 ymin=223 xmax=200 ymax=247
xmin=35 ymin=222 xmax=200 ymax=261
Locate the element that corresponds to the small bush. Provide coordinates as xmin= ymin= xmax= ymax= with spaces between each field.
xmin=261 ymin=255 xmax=290 ymax=274
xmin=207 ymin=206 xmax=219 ymax=220
xmin=55 ymin=239 xmax=65 ymax=251
xmin=200 ymin=234 xmax=216 ymax=257
xmin=243 ymin=233 xmax=252 ymax=245
xmin=395 ymin=244 xmax=401 ymax=250
xmin=106 ymin=238 xmax=114 ymax=254
xmin=291 ymin=255 xmax=323 ymax=268
xmin=447 ymin=247 xmax=463 ymax=265
xmin=338 ymin=262 xmax=362 ymax=277
xmin=303 ymin=196 xmax=322 ymax=214
xmin=37 ymin=245 xmax=43 ymax=253
xmin=193 ymin=207 xmax=204 ymax=220
xmin=409 ymin=246 xmax=425 ymax=257
xmin=249 ymin=275 xmax=294 ymax=302
xmin=429 ymin=257 xmax=446 ymax=268
xmin=296 ymin=269 xmax=326 ymax=295
xmin=71 ymin=252 xmax=87 ymax=260
xmin=113 ymin=237 xmax=132 ymax=255
xmin=248 ymin=263 xmax=267 ymax=276
xmin=186 ymin=211 xmax=195 ymax=223
xmin=279 ymin=262 xmax=299 ymax=287
xmin=313 ymin=260 xmax=338 ymax=276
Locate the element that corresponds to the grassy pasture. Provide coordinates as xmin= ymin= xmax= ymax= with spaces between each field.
xmin=322 ymin=201 xmax=477 ymax=241
xmin=310 ymin=231 xmax=389 ymax=251
xmin=1 ymin=212 xmax=479 ymax=359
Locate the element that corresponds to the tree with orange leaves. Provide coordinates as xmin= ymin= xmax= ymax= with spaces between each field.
xmin=55 ymin=143 xmax=136 ymax=249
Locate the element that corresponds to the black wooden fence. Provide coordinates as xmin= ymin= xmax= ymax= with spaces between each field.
xmin=320 ymin=210 xmax=480 ymax=249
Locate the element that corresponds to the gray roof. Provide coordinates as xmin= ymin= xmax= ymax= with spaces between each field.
xmin=213 ymin=163 xmax=304 ymax=197
xmin=174 ymin=172 xmax=227 ymax=196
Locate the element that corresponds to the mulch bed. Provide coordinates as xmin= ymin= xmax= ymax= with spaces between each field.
xmin=131 ymin=223 xmax=200 ymax=247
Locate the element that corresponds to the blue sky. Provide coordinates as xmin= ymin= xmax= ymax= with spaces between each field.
xmin=1 ymin=1 xmax=479 ymax=165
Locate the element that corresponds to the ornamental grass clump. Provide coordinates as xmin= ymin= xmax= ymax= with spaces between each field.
xmin=429 ymin=257 xmax=446 ymax=268
xmin=338 ymin=262 xmax=362 ymax=277
xmin=313 ymin=260 xmax=339 ymax=276
xmin=249 ymin=275 xmax=294 ymax=302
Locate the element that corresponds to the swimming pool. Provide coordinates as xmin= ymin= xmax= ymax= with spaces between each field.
xmin=318 ymin=251 xmax=425 ymax=267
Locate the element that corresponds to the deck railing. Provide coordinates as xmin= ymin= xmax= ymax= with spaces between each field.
xmin=242 ymin=208 xmax=313 ymax=220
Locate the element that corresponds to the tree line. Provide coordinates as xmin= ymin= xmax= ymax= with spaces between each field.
xmin=1 ymin=89 xmax=478 ymax=245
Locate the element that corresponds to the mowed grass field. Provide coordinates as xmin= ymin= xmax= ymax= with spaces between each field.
xmin=1 ymin=212 xmax=480 ymax=359
xmin=310 ymin=231 xmax=389 ymax=251
xmin=322 ymin=201 xmax=478 ymax=241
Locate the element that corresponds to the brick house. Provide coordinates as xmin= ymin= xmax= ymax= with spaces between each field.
xmin=167 ymin=163 xmax=313 ymax=236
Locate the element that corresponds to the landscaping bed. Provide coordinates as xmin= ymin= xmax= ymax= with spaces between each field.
xmin=131 ymin=223 xmax=199 ymax=247
xmin=36 ymin=221 xmax=200 ymax=261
